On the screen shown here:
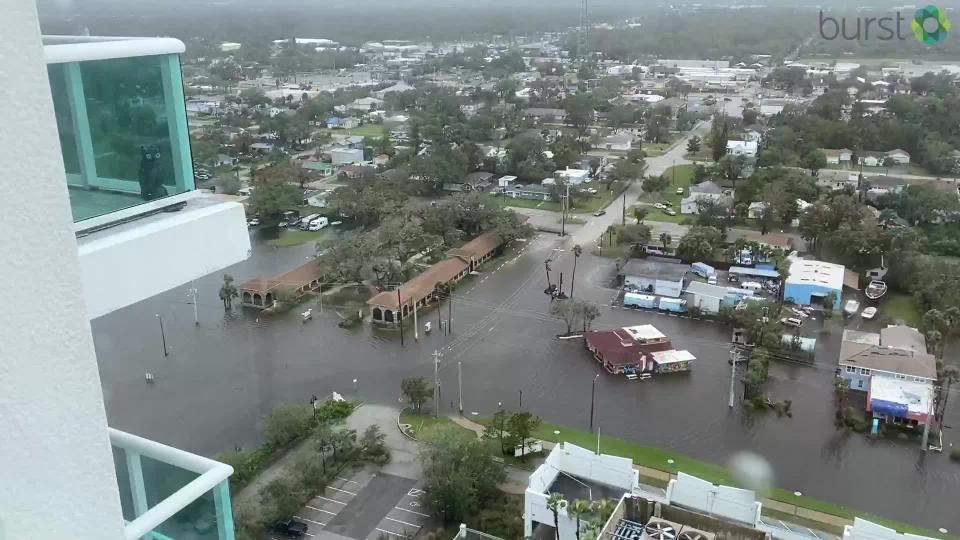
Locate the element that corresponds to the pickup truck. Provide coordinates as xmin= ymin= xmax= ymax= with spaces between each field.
xmin=274 ymin=518 xmax=309 ymax=538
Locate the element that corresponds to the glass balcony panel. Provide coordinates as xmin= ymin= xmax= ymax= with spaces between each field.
xmin=46 ymin=52 xmax=194 ymax=223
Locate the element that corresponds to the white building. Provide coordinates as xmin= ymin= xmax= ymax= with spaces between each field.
xmin=219 ymin=42 xmax=242 ymax=52
xmin=726 ymin=140 xmax=758 ymax=157
xmin=4 ymin=21 xmax=245 ymax=540
xmin=524 ymin=442 xmax=639 ymax=539
xmin=680 ymin=181 xmax=728 ymax=214
xmin=331 ymin=147 xmax=364 ymax=165
xmin=555 ymin=167 xmax=590 ymax=185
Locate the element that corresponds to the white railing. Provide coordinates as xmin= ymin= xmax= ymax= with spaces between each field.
xmin=109 ymin=428 xmax=234 ymax=540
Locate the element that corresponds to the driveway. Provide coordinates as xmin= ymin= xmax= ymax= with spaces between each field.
xmin=346 ymin=404 xmax=421 ymax=480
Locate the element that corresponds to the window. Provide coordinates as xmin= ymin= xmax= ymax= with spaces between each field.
xmin=860 ymin=368 xmax=871 ymax=375
xmin=845 ymin=365 xmax=856 ymax=373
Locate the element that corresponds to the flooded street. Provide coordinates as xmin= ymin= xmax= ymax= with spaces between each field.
xmin=92 ymin=231 xmax=960 ymax=531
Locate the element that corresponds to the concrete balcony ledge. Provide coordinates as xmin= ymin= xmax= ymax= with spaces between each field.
xmin=77 ymin=192 xmax=250 ymax=319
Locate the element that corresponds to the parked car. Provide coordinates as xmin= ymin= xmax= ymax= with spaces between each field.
xmin=664 ymin=209 xmax=677 ymax=216
xmin=843 ymin=299 xmax=860 ymax=318
xmin=660 ymin=201 xmax=673 ymax=207
xmin=653 ymin=203 xmax=666 ymax=209
xmin=274 ymin=518 xmax=308 ymax=538
xmin=861 ymin=307 xmax=878 ymax=320
xmin=247 ymin=218 xmax=260 ymax=227
xmin=676 ymin=187 xmax=684 ymax=195
xmin=593 ymin=209 xmax=606 ymax=217
xmin=780 ymin=317 xmax=803 ymax=328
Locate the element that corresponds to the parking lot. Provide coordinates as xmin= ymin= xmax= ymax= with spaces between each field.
xmin=269 ymin=464 xmax=432 ymax=540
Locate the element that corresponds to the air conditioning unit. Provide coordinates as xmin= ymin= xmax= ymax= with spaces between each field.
xmin=678 ymin=526 xmax=717 ymax=540
xmin=643 ymin=518 xmax=682 ymax=540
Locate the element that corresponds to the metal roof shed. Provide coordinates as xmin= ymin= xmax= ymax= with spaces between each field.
xmin=729 ymin=266 xmax=780 ymax=279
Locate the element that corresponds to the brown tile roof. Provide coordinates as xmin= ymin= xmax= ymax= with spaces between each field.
xmin=584 ymin=329 xmax=673 ymax=366
xmin=367 ymin=257 xmax=469 ymax=309
xmin=447 ymin=231 xmax=500 ymax=261
xmin=239 ymin=260 xmax=324 ymax=294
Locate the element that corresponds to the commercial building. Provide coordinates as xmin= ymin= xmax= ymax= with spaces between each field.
xmin=838 ymin=326 xmax=937 ymax=428
xmin=783 ymin=257 xmax=844 ymax=309
xmin=618 ymin=258 xmax=688 ymax=297
xmin=4 ymin=21 xmax=240 ymax=540
xmin=331 ymin=147 xmax=364 ymax=165
xmin=367 ymin=230 xmax=508 ymax=324
xmin=683 ymin=280 xmax=735 ymax=314
xmin=584 ymin=324 xmax=694 ymax=376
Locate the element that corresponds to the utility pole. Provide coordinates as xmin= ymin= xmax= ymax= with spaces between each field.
xmin=448 ymin=289 xmax=453 ymax=333
xmin=397 ymin=288 xmax=404 ymax=346
xmin=433 ymin=350 xmax=442 ymax=418
xmin=728 ymin=350 xmax=738 ymax=408
xmin=519 ymin=389 xmax=523 ymax=410
xmin=458 ymin=361 xmax=463 ymax=415
xmin=621 ymin=191 xmax=626 ymax=226
xmin=921 ymin=387 xmax=934 ymax=450
xmin=318 ymin=282 xmax=323 ymax=313
xmin=187 ymin=282 xmax=199 ymax=326
xmin=589 ymin=373 xmax=599 ymax=432
xmin=561 ymin=184 xmax=569 ymax=237
xmin=156 ymin=314 xmax=168 ymax=357
xmin=413 ymin=300 xmax=419 ymax=341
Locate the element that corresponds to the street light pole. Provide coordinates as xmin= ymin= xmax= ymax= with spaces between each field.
xmin=433 ymin=350 xmax=442 ymax=418
xmin=589 ymin=374 xmax=599 ymax=432
xmin=519 ymin=389 xmax=523 ymax=410
xmin=458 ymin=361 xmax=463 ymax=415
xmin=187 ymin=283 xmax=198 ymax=326
xmin=156 ymin=314 xmax=168 ymax=357
xmin=728 ymin=350 xmax=738 ymax=408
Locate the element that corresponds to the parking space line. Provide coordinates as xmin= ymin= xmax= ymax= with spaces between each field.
xmin=295 ymin=516 xmax=326 ymax=526
xmin=327 ymin=486 xmax=357 ymax=495
xmin=306 ymin=504 xmax=337 ymax=515
xmin=336 ymin=476 xmax=361 ymax=485
xmin=314 ymin=495 xmax=347 ymax=505
xmin=385 ymin=516 xmax=421 ymax=528
xmin=394 ymin=506 xmax=430 ymax=518
xmin=375 ymin=528 xmax=407 ymax=537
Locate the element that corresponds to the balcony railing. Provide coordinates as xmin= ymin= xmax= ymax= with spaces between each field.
xmin=44 ymin=36 xmax=196 ymax=229
xmin=110 ymin=428 xmax=235 ymax=540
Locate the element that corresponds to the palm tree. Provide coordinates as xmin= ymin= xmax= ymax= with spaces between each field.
xmin=570 ymin=245 xmax=583 ymax=299
xmin=659 ymin=232 xmax=672 ymax=252
xmin=546 ymin=492 xmax=567 ymax=540
xmin=833 ymin=377 xmax=850 ymax=410
xmin=938 ymin=365 xmax=960 ymax=421
xmin=590 ymin=498 xmax=616 ymax=527
xmin=568 ymin=499 xmax=593 ymax=540
xmin=219 ymin=274 xmax=239 ymax=310
xmin=633 ymin=207 xmax=648 ymax=224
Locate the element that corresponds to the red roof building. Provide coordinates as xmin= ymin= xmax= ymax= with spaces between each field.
xmin=584 ymin=329 xmax=673 ymax=374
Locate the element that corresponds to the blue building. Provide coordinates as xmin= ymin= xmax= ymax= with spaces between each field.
xmin=783 ymin=258 xmax=844 ymax=309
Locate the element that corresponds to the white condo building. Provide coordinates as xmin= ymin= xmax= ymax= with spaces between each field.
xmin=2 ymin=4 xmax=249 ymax=539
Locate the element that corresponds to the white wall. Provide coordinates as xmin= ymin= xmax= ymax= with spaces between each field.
xmin=0 ymin=5 xmax=126 ymax=539
xmin=667 ymin=473 xmax=762 ymax=527
xmin=77 ymin=195 xmax=251 ymax=319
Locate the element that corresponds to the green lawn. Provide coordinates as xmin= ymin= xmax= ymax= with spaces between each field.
xmin=494 ymin=196 xmax=562 ymax=212
xmin=267 ymin=228 xmax=333 ymax=247
xmin=880 ymin=293 xmax=923 ymax=327
xmin=320 ymin=124 xmax=387 ymax=138
xmin=498 ymin=419 xmax=954 ymax=539
xmin=640 ymin=164 xmax=694 ymax=223
xmin=643 ymin=143 xmax=672 ymax=157
xmin=400 ymin=410 xmax=477 ymax=442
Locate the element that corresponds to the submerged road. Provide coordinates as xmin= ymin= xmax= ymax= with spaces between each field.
xmin=91 ymin=227 xmax=960 ymax=532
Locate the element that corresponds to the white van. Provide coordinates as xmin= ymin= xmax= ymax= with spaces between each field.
xmin=307 ymin=217 xmax=329 ymax=231
xmin=741 ymin=281 xmax=763 ymax=291
xmin=299 ymin=213 xmax=321 ymax=230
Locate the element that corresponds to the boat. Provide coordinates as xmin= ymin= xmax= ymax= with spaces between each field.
xmin=864 ymin=280 xmax=888 ymax=300
xmin=843 ymin=299 xmax=860 ymax=318
xmin=301 ymin=309 xmax=313 ymax=322
xmin=861 ymin=307 xmax=878 ymax=320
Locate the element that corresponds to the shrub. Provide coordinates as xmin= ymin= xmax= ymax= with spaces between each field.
xmin=263 ymin=405 xmax=311 ymax=448
xmin=360 ymin=425 xmax=390 ymax=464
xmin=315 ymin=400 xmax=355 ymax=423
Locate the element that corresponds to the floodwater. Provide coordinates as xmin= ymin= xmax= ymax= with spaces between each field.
xmin=92 ymin=230 xmax=960 ymax=531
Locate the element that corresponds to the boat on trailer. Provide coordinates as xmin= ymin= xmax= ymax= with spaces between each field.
xmin=864 ymin=280 xmax=888 ymax=301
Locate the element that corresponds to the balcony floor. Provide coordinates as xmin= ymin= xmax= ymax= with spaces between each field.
xmin=69 ymin=186 xmax=145 ymax=222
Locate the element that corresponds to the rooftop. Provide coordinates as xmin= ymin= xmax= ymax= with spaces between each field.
xmin=684 ymin=280 xmax=731 ymax=298
xmin=448 ymin=231 xmax=501 ymax=262
xmin=367 ymin=257 xmax=469 ymax=309
xmin=839 ymin=328 xmax=937 ymax=380
xmin=689 ymin=180 xmax=724 ymax=195
xmin=619 ymin=258 xmax=689 ymax=281
xmin=548 ymin=472 xmax=627 ymax=503
xmin=622 ymin=324 xmax=667 ymax=342
xmin=785 ymin=257 xmax=845 ymax=290
xmin=870 ymin=376 xmax=932 ymax=415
